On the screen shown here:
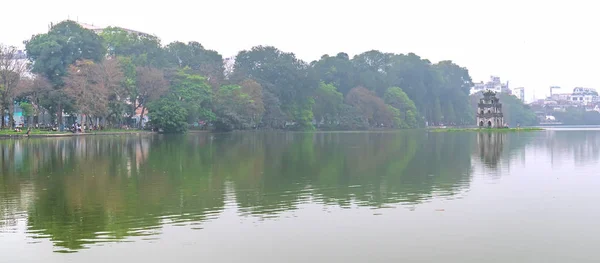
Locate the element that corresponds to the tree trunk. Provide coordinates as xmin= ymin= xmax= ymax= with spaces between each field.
xmin=81 ymin=114 xmax=86 ymax=133
xmin=8 ymin=103 xmax=14 ymax=129
xmin=140 ymin=107 xmax=146 ymax=129
xmin=57 ymin=102 xmax=63 ymax=131
xmin=1 ymin=107 xmax=5 ymax=129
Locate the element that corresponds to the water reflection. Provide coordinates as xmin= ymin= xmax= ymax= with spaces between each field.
xmin=540 ymin=130 xmax=600 ymax=166
xmin=475 ymin=133 xmax=506 ymax=168
xmin=1 ymin=131 xmax=572 ymax=252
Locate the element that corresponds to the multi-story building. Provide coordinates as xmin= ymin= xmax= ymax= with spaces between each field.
xmin=513 ymin=87 xmax=525 ymax=103
xmin=569 ymin=87 xmax=598 ymax=105
xmin=470 ymin=76 xmax=511 ymax=95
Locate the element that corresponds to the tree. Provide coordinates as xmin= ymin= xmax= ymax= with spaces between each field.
xmin=106 ymin=57 xmax=135 ymax=125
xmin=260 ymin=90 xmax=286 ymax=129
xmin=64 ymin=59 xmax=124 ymax=128
xmin=0 ymin=44 xmax=28 ymax=128
xmin=165 ymin=41 xmax=224 ymax=89
xmin=352 ymin=50 xmax=393 ymax=96
xmin=345 ymin=87 xmax=394 ymax=127
xmin=147 ymin=96 xmax=188 ymax=133
xmin=433 ymin=61 xmax=473 ymax=124
xmin=16 ymin=75 xmax=52 ymax=125
xmin=213 ymin=85 xmax=254 ymax=131
xmin=311 ymin=53 xmax=357 ymax=95
xmin=239 ymin=79 xmax=265 ymax=126
xmin=25 ymin=20 xmax=106 ymax=128
xmin=384 ymin=87 xmax=419 ymax=128
xmin=19 ymin=102 xmax=33 ymax=127
xmin=101 ymin=27 xmax=166 ymax=67
xmin=135 ymin=67 xmax=168 ymax=128
xmin=232 ymin=46 xmax=318 ymax=129
xmin=168 ymin=68 xmax=214 ymax=124
xmin=313 ymin=82 xmax=343 ymax=126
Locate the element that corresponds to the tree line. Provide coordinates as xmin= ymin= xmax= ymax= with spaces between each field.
xmin=1 ymin=20 xmax=476 ymax=132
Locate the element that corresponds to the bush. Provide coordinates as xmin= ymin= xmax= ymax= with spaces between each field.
xmin=147 ymin=97 xmax=188 ymax=133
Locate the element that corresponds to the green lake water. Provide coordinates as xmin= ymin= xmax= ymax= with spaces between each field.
xmin=1 ymin=129 xmax=600 ymax=262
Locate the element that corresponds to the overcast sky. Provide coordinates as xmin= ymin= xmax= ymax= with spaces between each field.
xmin=1 ymin=0 xmax=598 ymax=101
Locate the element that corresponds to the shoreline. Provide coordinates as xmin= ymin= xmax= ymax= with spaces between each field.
xmin=428 ymin=127 xmax=544 ymax=133
xmin=0 ymin=131 xmax=153 ymax=138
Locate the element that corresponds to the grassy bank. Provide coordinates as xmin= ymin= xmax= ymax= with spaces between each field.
xmin=429 ymin=127 xmax=544 ymax=133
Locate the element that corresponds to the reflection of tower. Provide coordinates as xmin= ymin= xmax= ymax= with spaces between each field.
xmin=476 ymin=132 xmax=506 ymax=168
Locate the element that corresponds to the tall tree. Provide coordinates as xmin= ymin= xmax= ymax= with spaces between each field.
xmin=239 ymin=79 xmax=265 ymax=125
xmin=313 ymin=82 xmax=344 ymax=126
xmin=168 ymin=68 xmax=214 ymax=124
xmin=352 ymin=50 xmax=393 ymax=96
xmin=384 ymin=87 xmax=419 ymax=128
xmin=165 ymin=41 xmax=224 ymax=89
xmin=0 ymin=45 xmax=28 ymax=128
xmin=213 ymin=85 xmax=254 ymax=131
xmin=345 ymin=87 xmax=393 ymax=127
xmin=232 ymin=46 xmax=317 ymax=129
xmin=135 ymin=67 xmax=168 ymax=128
xmin=15 ymin=75 xmax=52 ymax=125
xmin=101 ymin=27 xmax=166 ymax=67
xmin=433 ymin=61 xmax=473 ymax=124
xmin=64 ymin=59 xmax=123 ymax=128
xmin=25 ymin=20 xmax=106 ymax=127
xmin=311 ymin=53 xmax=357 ymax=95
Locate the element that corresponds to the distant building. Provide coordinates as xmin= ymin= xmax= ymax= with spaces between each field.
xmin=513 ymin=87 xmax=525 ymax=103
xmin=470 ymin=76 xmax=511 ymax=95
xmin=570 ymin=87 xmax=598 ymax=105
xmin=75 ymin=21 xmax=154 ymax=38
xmin=223 ymin=56 xmax=235 ymax=79
xmin=476 ymin=90 xmax=505 ymax=128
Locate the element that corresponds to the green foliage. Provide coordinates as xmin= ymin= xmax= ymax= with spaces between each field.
xmin=147 ymin=96 xmax=188 ymax=133
xmin=165 ymin=42 xmax=224 ymax=88
xmin=336 ymin=104 xmax=369 ymax=130
xmin=384 ymin=87 xmax=419 ymax=128
xmin=169 ymin=68 xmax=213 ymax=123
xmin=213 ymin=85 xmax=254 ymax=131
xmin=313 ymin=82 xmax=344 ymax=126
xmin=232 ymin=46 xmax=318 ymax=127
xmin=553 ymin=108 xmax=600 ymax=125
xmin=26 ymin=21 xmax=106 ymax=87
xmin=19 ymin=20 xmax=478 ymax=131
xmin=498 ymin=93 xmax=538 ymax=126
xmin=101 ymin=27 xmax=166 ymax=67
xmin=19 ymin=102 xmax=34 ymax=117
xmin=288 ymin=98 xmax=315 ymax=131
xmin=311 ymin=53 xmax=356 ymax=95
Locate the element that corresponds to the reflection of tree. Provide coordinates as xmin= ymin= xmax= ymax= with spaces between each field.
xmin=220 ymin=131 xmax=473 ymax=213
xmin=1 ymin=136 xmax=225 ymax=252
xmin=2 ymin=132 xmax=475 ymax=252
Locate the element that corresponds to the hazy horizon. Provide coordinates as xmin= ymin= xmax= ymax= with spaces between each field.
xmin=2 ymin=0 xmax=598 ymax=102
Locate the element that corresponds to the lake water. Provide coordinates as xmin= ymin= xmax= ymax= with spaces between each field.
xmin=1 ymin=129 xmax=600 ymax=262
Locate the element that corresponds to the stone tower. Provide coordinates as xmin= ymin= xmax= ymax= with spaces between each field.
xmin=477 ymin=90 xmax=504 ymax=128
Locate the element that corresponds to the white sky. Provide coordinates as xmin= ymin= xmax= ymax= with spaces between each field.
xmin=1 ymin=0 xmax=598 ymax=101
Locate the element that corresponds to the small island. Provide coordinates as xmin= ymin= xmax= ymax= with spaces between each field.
xmin=430 ymin=90 xmax=544 ymax=132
